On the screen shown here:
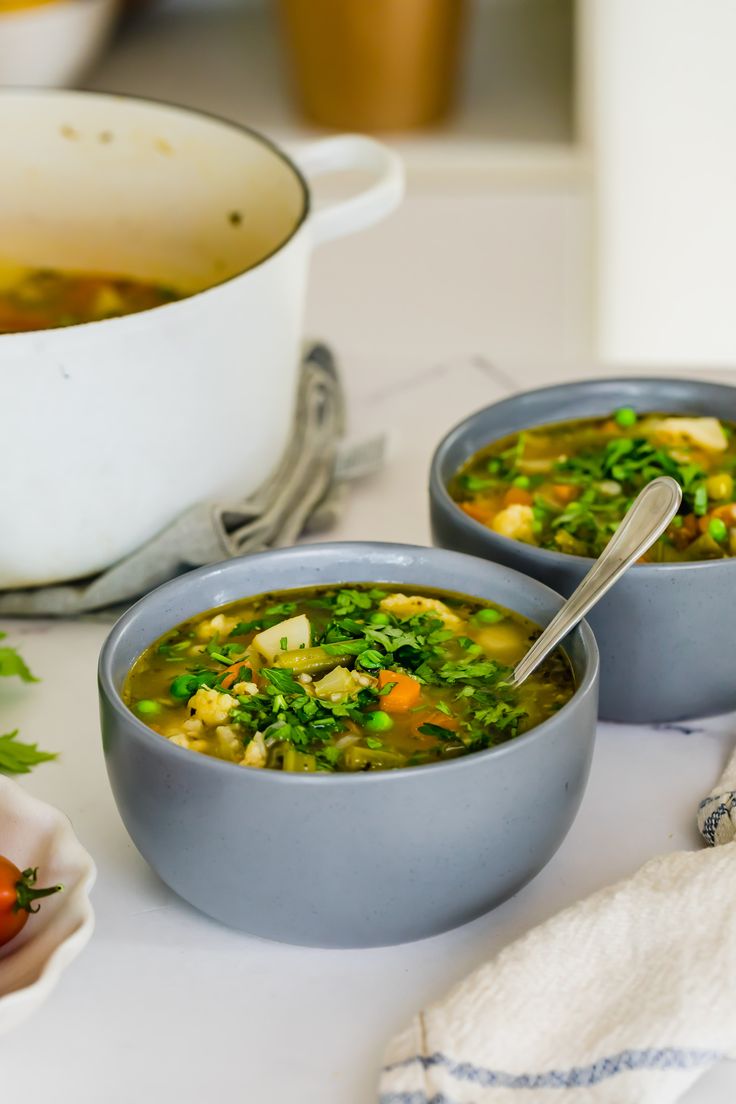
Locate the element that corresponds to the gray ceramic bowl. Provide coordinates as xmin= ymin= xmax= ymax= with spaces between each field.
xmin=99 ymin=542 xmax=598 ymax=948
xmin=430 ymin=377 xmax=736 ymax=724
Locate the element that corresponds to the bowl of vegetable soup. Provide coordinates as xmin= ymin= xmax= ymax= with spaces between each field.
xmin=98 ymin=542 xmax=598 ymax=947
xmin=0 ymin=89 xmax=402 ymax=588
xmin=430 ymin=377 xmax=736 ymax=723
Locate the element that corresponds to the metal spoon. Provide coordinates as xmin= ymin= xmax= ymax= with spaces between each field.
xmin=510 ymin=475 xmax=683 ymax=687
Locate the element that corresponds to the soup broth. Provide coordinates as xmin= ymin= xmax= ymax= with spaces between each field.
xmin=124 ymin=584 xmax=574 ymax=773
xmin=451 ymin=410 xmax=736 ymax=562
xmin=0 ymin=264 xmax=181 ymax=332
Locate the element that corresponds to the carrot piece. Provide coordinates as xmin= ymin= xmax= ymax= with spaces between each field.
xmin=503 ymin=487 xmax=533 ymax=507
xmin=411 ymin=710 xmax=459 ymax=737
xmin=711 ymin=503 xmax=736 ymax=525
xmin=220 ymin=658 xmax=250 ymax=689
xmin=378 ymin=669 xmax=421 ymax=712
xmin=552 ymin=484 xmax=580 ymax=504
xmin=460 ymin=501 xmax=496 ymax=526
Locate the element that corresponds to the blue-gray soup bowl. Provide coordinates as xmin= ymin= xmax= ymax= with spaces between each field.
xmin=430 ymin=377 xmax=736 ymax=724
xmin=99 ymin=542 xmax=598 ymax=948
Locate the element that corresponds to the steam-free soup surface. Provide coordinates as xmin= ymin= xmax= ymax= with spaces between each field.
xmin=0 ymin=265 xmax=181 ymax=332
xmin=124 ymin=585 xmax=574 ymax=773
xmin=451 ymin=410 xmax=736 ymax=561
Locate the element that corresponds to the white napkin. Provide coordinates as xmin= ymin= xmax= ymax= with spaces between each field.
xmin=380 ymin=750 xmax=736 ymax=1104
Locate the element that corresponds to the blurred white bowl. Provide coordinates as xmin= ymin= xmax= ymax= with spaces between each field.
xmin=0 ymin=775 xmax=95 ymax=1034
xmin=0 ymin=0 xmax=119 ymax=88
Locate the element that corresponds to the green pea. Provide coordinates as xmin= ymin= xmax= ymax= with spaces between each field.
xmin=170 ymin=674 xmax=195 ymax=700
xmin=473 ymin=607 xmax=503 ymax=625
xmin=708 ymin=517 xmax=728 ymax=543
xmin=512 ymin=475 xmax=531 ymax=489
xmin=486 ymin=459 xmax=501 ymax=475
xmin=614 ymin=406 xmax=637 ymax=428
xmin=368 ymin=611 xmax=390 ymax=626
xmin=135 ymin=699 xmax=162 ymax=717
xmin=365 ymin=710 xmax=394 ymax=733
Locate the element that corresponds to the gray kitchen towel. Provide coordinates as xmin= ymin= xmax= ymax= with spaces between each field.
xmin=0 ymin=343 xmax=382 ymax=617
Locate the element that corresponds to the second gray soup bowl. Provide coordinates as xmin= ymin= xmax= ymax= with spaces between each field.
xmin=99 ymin=542 xmax=598 ymax=948
xmin=430 ymin=377 xmax=736 ymax=724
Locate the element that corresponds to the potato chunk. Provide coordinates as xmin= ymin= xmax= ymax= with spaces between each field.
xmin=379 ymin=593 xmax=461 ymax=628
xmin=195 ymin=612 xmax=239 ymax=641
xmin=253 ymin=614 xmax=311 ymax=663
xmin=313 ymin=666 xmax=366 ymax=700
xmin=242 ymin=731 xmax=267 ymax=768
xmin=643 ymin=416 xmax=727 ymax=453
xmin=490 ymin=504 xmax=536 ymax=543
xmin=475 ymin=622 xmax=528 ymax=664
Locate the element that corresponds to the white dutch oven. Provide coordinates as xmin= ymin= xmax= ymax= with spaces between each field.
xmin=0 ymin=90 xmax=404 ymax=588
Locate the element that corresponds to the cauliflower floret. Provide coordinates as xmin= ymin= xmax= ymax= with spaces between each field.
xmin=195 ymin=613 xmax=239 ymax=642
xmin=215 ymin=724 xmax=243 ymax=759
xmin=643 ymin=416 xmax=727 ymax=453
xmin=182 ymin=718 xmax=203 ymax=737
xmin=241 ymin=731 xmax=267 ymax=769
xmin=168 ymin=732 xmax=191 ymax=750
xmin=187 ymin=686 xmax=238 ymax=726
xmin=233 ymin=680 xmax=259 ymax=696
xmin=379 ymin=592 xmax=461 ymax=628
xmin=490 ymin=504 xmax=536 ymax=544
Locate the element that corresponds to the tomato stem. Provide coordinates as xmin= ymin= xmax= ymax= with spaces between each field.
xmin=13 ymin=868 xmax=63 ymax=914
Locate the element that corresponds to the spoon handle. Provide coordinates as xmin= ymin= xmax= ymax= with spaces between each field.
xmin=510 ymin=475 xmax=683 ymax=688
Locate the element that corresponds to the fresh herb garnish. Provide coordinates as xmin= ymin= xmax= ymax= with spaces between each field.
xmin=0 ymin=635 xmax=55 ymax=774
xmin=0 ymin=731 xmax=57 ymax=775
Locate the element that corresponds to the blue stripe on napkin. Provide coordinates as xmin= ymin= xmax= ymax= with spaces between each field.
xmin=380 ymin=1046 xmax=725 ymax=1098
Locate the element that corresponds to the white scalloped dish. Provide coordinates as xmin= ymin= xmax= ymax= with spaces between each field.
xmin=0 ymin=775 xmax=95 ymax=1034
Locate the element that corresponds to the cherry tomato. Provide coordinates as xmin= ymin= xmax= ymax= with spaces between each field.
xmin=0 ymin=855 xmax=62 ymax=948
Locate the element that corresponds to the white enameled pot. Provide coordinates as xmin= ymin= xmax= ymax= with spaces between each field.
xmin=0 ymin=90 xmax=404 ymax=588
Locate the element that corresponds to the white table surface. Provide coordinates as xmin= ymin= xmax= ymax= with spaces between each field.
xmin=3 ymin=5 xmax=736 ymax=1101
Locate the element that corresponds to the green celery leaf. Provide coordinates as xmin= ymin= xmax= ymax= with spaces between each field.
xmin=0 ymin=730 xmax=57 ymax=774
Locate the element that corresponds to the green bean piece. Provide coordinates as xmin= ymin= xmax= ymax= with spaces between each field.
xmin=342 ymin=746 xmax=407 ymax=771
xmin=682 ymin=533 xmax=727 ymax=561
xmin=283 ymin=747 xmax=317 ymax=772
xmin=272 ymin=644 xmax=360 ymax=675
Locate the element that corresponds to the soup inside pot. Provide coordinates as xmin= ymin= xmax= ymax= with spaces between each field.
xmin=0 ymin=262 xmax=182 ymax=332
xmin=451 ymin=410 xmax=736 ymax=562
xmin=124 ymin=584 xmax=574 ymax=773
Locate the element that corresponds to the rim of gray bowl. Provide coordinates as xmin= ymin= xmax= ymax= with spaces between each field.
xmin=98 ymin=541 xmax=599 ymax=787
xmin=430 ymin=375 xmax=736 ymax=574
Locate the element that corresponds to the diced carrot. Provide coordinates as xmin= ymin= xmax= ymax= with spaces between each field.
xmin=411 ymin=709 xmax=459 ymax=738
xmin=378 ymin=669 xmax=421 ymax=712
xmin=552 ymin=484 xmax=580 ymax=504
xmin=220 ymin=658 xmax=250 ymax=689
xmin=460 ymin=501 xmax=496 ymax=526
xmin=503 ymin=487 xmax=533 ymax=507
xmin=711 ymin=502 xmax=736 ymax=525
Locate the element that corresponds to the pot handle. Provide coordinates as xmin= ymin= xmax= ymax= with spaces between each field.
xmin=292 ymin=135 xmax=404 ymax=246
